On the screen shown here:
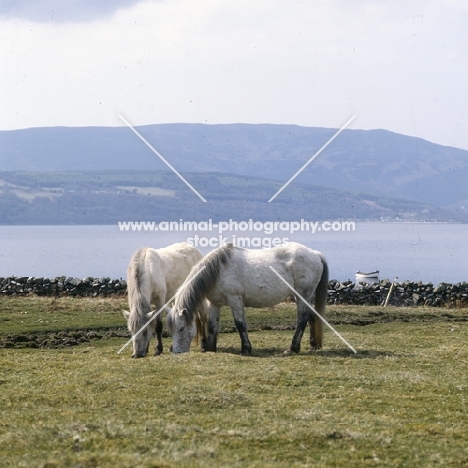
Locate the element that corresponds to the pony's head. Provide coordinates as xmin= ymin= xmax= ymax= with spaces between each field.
xmin=166 ymin=306 xmax=197 ymax=353
xmin=166 ymin=245 xmax=232 ymax=353
xmin=122 ymin=309 xmax=157 ymax=358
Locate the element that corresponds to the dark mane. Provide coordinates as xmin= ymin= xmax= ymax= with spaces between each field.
xmin=174 ymin=243 xmax=234 ymax=325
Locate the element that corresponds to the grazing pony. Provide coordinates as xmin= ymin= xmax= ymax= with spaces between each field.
xmin=167 ymin=242 xmax=328 ymax=355
xmin=122 ymin=242 xmax=203 ymax=358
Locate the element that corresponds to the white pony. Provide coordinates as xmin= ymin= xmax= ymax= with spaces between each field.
xmin=167 ymin=242 xmax=328 ymax=355
xmin=122 ymin=242 xmax=203 ymax=358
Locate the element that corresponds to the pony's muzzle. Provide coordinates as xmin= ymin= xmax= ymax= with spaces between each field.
xmin=132 ymin=344 xmax=149 ymax=358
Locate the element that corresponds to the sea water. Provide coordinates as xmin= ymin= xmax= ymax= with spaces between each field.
xmin=0 ymin=223 xmax=467 ymax=284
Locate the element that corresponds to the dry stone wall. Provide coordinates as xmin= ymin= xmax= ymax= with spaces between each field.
xmin=0 ymin=276 xmax=127 ymax=297
xmin=328 ymin=279 xmax=468 ymax=307
xmin=1 ymin=276 xmax=468 ymax=307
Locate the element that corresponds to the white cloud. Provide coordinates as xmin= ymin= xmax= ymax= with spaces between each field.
xmin=1 ymin=0 xmax=467 ymax=149
xmin=0 ymin=0 xmax=144 ymax=22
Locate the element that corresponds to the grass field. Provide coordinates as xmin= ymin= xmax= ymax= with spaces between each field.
xmin=0 ymin=296 xmax=467 ymax=467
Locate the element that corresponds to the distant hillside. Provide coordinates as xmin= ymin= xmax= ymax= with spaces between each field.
xmin=1 ymin=123 xmax=468 ymax=216
xmin=0 ymin=124 xmax=468 ymax=206
xmin=0 ymin=170 xmax=459 ymax=225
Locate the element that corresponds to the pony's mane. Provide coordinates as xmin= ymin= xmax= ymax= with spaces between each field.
xmin=127 ymin=248 xmax=153 ymax=333
xmin=174 ymin=243 xmax=234 ymax=325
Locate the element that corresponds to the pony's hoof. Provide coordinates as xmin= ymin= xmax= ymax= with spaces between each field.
xmin=240 ymin=350 xmax=252 ymax=356
xmin=203 ymin=337 xmax=217 ymax=353
xmin=308 ymin=343 xmax=322 ymax=352
xmin=154 ymin=349 xmax=162 ymax=356
xmin=283 ymin=349 xmax=293 ymax=356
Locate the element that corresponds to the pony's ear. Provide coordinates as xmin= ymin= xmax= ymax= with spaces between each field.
xmin=146 ymin=310 xmax=157 ymax=320
xmin=122 ymin=310 xmax=131 ymax=320
xmin=166 ymin=311 xmax=174 ymax=333
xmin=178 ymin=308 xmax=189 ymax=319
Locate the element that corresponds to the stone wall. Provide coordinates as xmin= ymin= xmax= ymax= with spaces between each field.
xmin=328 ymin=279 xmax=468 ymax=307
xmin=0 ymin=276 xmax=127 ymax=297
xmin=1 ymin=275 xmax=468 ymax=307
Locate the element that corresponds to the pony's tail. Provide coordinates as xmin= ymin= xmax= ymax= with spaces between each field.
xmin=127 ymin=250 xmax=152 ymax=317
xmin=313 ymin=254 xmax=329 ymax=349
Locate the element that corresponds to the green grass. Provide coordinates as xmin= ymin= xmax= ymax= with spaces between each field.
xmin=0 ymin=296 xmax=125 ymax=335
xmin=0 ymin=297 xmax=467 ymax=467
xmin=1 ymin=296 xmax=466 ymax=337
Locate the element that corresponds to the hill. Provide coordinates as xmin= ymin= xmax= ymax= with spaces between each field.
xmin=1 ymin=123 xmax=468 ymax=222
xmin=0 ymin=170 xmax=458 ymax=225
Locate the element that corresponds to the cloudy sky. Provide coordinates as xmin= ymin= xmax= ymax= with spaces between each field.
xmin=1 ymin=0 xmax=467 ymax=150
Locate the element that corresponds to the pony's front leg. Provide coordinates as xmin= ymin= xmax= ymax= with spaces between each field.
xmin=290 ymin=301 xmax=309 ymax=353
xmin=204 ymin=304 xmax=220 ymax=352
xmin=229 ymin=298 xmax=252 ymax=356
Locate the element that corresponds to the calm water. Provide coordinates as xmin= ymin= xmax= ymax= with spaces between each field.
xmin=0 ymin=223 xmax=467 ymax=284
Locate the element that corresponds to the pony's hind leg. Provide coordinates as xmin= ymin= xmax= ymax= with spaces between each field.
xmin=289 ymin=299 xmax=309 ymax=353
xmin=308 ymin=311 xmax=318 ymax=350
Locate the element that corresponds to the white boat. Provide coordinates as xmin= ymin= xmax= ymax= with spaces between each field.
xmin=355 ymin=270 xmax=379 ymax=280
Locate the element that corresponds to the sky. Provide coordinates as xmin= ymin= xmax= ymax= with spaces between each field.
xmin=1 ymin=0 xmax=468 ymax=150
